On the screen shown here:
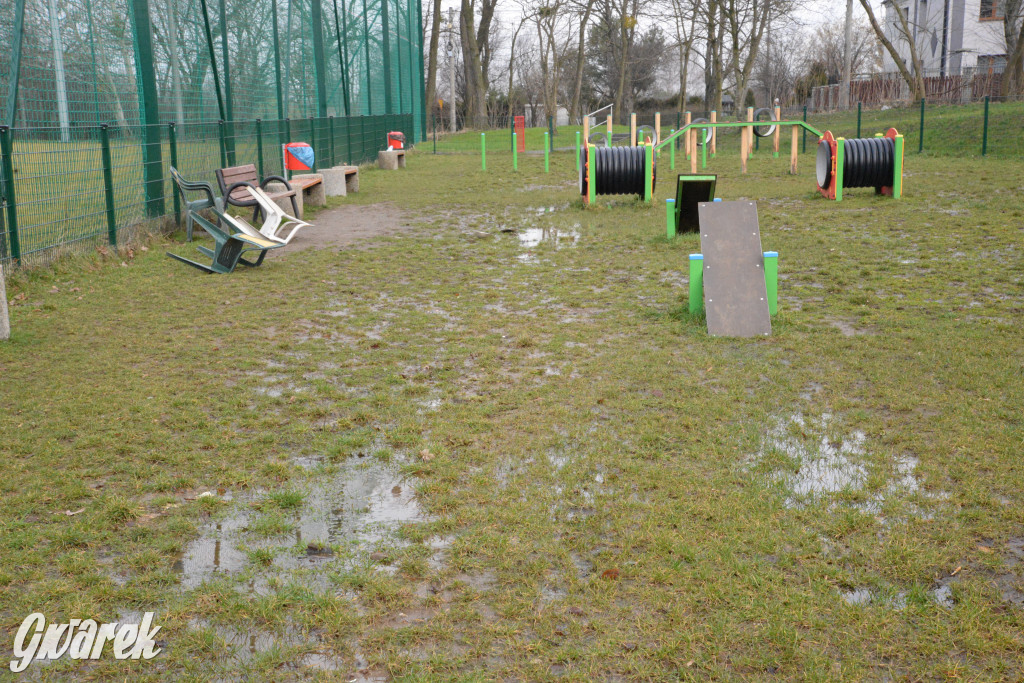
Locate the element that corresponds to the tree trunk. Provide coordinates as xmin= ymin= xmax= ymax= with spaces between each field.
xmin=424 ymin=0 xmax=442 ymax=124
xmin=858 ymin=0 xmax=924 ymax=101
xmin=569 ymin=0 xmax=596 ymax=123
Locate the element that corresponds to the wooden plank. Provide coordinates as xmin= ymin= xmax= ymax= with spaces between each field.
xmin=698 ymin=200 xmax=771 ymax=338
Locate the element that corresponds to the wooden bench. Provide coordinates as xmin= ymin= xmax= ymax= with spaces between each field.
xmin=215 ymin=164 xmax=300 ymax=221
xmin=289 ymin=174 xmax=326 ymax=216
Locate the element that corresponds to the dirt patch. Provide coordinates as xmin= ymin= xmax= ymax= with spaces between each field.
xmin=274 ymin=201 xmax=418 ymax=254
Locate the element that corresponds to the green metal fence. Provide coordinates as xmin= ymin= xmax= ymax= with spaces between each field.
xmin=0 ymin=113 xmax=412 ymax=264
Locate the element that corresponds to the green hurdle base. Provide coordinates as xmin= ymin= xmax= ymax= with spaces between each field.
xmin=689 ymin=251 xmax=779 ymax=316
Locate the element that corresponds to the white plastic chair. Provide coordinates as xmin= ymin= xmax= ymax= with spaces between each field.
xmin=246 ymin=186 xmax=311 ymax=245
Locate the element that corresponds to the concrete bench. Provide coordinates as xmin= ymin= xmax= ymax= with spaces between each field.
xmin=290 ymin=174 xmax=325 ymax=217
xmin=377 ymin=149 xmax=406 ymax=170
xmin=319 ymin=165 xmax=359 ymax=197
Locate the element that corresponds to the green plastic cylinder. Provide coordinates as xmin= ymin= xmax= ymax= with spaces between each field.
xmin=763 ymin=251 xmax=778 ymax=316
xmin=689 ymin=254 xmax=704 ymax=315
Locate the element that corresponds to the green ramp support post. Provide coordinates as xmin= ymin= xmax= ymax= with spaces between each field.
xmin=643 ymin=143 xmax=653 ymax=202
xmin=688 ymin=254 xmax=704 ymax=315
xmin=575 ymin=131 xmax=581 ymax=171
xmin=481 ymin=133 xmax=486 ymax=171
xmin=99 ymin=124 xmax=118 ymax=246
xmin=835 ymin=137 xmax=845 ymax=202
xmin=587 ymin=144 xmax=596 ymax=206
xmin=666 ymin=199 xmax=676 ymax=238
xmin=0 ymin=126 xmax=21 ymax=262
xmin=544 ymin=132 xmax=549 ymax=172
xmin=763 ymin=251 xmax=778 ymax=315
xmin=512 ymin=133 xmax=517 ymax=171
xmin=893 ymin=134 xmax=904 ymax=199
xmin=669 ymin=130 xmax=675 ymax=169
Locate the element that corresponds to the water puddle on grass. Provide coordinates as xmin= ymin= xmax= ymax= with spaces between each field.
xmin=174 ymin=459 xmax=426 ymax=589
xmin=517 ymin=226 xmax=580 ymax=249
xmin=749 ymin=412 xmax=947 ymax=517
xmin=840 ymin=583 xmax=954 ymax=609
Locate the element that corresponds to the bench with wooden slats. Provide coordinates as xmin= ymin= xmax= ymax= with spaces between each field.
xmin=215 ymin=164 xmax=300 ymax=218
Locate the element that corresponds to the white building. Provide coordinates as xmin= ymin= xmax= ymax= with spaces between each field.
xmin=880 ymin=0 xmax=1015 ymax=75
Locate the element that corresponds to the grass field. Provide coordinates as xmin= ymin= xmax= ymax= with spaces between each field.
xmin=1 ymin=142 xmax=1023 ymax=680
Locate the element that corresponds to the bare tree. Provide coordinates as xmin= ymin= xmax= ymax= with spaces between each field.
xmin=669 ymin=0 xmax=701 ymax=110
xmin=857 ymin=0 xmax=924 ymax=101
xmin=424 ymin=0 xmax=442 ymax=124
xmin=999 ymin=1 xmax=1024 ymax=97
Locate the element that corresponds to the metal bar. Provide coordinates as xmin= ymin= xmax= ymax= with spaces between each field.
xmin=219 ymin=120 xmax=228 ymax=168
xmin=919 ymin=98 xmax=925 ymax=153
xmin=856 ymin=102 xmax=862 ymax=138
xmin=0 ymin=127 xmax=20 ymax=262
xmin=481 ymin=133 xmax=486 ymax=170
xmin=311 ymin=0 xmax=330 ymax=117
xmin=198 ymin=0 xmax=227 ymax=122
xmin=169 ymin=122 xmax=180 ymax=224
xmin=257 ymin=119 xmax=265 ymax=176
xmin=272 ymin=0 xmax=285 ymax=119
xmin=4 ymin=0 xmax=27 ymax=127
xmin=654 ymin=121 xmax=824 ymax=152
xmin=381 ymin=0 xmax=394 ymax=112
xmin=218 ymin=0 xmax=235 ymax=164
xmin=332 ymin=0 xmax=351 ymax=115
xmin=310 ymin=116 xmax=317 ymax=170
xmin=802 ymin=106 xmax=807 ymax=153
xmin=100 ymin=125 xmax=118 ymax=246
xmin=363 ymin=0 xmax=373 ymax=115
xmin=130 ymin=0 xmax=166 ymax=216
xmin=982 ymin=95 xmax=989 ymax=156
xmin=329 ymin=116 xmax=336 ymax=166
xmin=417 ymin=0 xmax=427 ymax=140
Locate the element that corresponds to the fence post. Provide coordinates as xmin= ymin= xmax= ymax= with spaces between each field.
xmin=481 ymin=133 xmax=486 ymax=171
xmin=168 ymin=122 xmax=180 ymax=224
xmin=130 ymin=0 xmax=165 ymax=217
xmin=669 ymin=129 xmax=675 ymax=169
xmin=982 ymin=95 xmax=989 ymax=156
xmin=513 ymin=133 xmax=518 ymax=171
xmin=328 ymin=115 xmax=335 ymax=167
xmin=433 ymin=117 xmax=437 ymax=154
xmin=676 ymin=111 xmax=681 ymax=147
xmin=856 ymin=102 xmax=862 ymax=138
xmin=575 ymin=131 xmax=581 ymax=170
xmin=0 ymin=126 xmax=20 ymax=262
xmin=544 ymin=132 xmax=549 ymax=172
xmin=310 ymin=116 xmax=317 ymax=170
xmin=284 ymin=117 xmax=293 ymax=178
xmin=802 ymin=106 xmax=807 ymax=153
xmin=99 ymin=124 xmax=118 ymax=247
xmin=548 ymin=116 xmax=554 ymax=151
xmin=919 ymin=98 xmax=925 ymax=153
xmin=256 ymin=119 xmax=265 ymax=177
xmin=218 ymin=120 xmax=228 ymax=168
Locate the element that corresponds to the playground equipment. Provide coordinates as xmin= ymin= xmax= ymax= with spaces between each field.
xmin=666 ymin=175 xmax=717 ymax=237
xmin=693 ymin=200 xmax=774 ymax=337
xmin=689 ymin=249 xmax=778 ymax=318
xmin=816 ymin=128 xmax=904 ymax=201
xmin=579 ymin=143 xmax=656 ymax=206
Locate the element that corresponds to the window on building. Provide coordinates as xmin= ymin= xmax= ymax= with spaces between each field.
xmin=980 ymin=0 xmax=1005 ymax=20
xmin=978 ymin=54 xmax=1007 ymax=72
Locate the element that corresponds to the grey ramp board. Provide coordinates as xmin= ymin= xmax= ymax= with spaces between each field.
xmin=698 ymin=200 xmax=772 ymax=337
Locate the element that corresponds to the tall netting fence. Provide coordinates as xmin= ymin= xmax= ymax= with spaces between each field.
xmin=0 ymin=0 xmax=425 ymax=266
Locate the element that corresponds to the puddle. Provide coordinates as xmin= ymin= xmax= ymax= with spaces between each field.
xmin=750 ymin=412 xmax=946 ymax=517
xmin=840 ymin=584 xmax=953 ymax=609
xmin=517 ymin=227 xmax=580 ymax=249
xmin=174 ymin=459 xmax=427 ymax=589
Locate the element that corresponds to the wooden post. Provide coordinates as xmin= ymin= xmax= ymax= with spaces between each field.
xmin=746 ymin=107 xmax=754 ymax=158
xmin=690 ymin=128 xmax=697 ymax=173
xmin=740 ymin=125 xmax=748 ymax=173
xmin=583 ymin=115 xmax=589 ymax=147
xmin=790 ymin=125 xmax=798 ymax=175
xmin=655 ymin=112 xmax=661 ymax=147
xmin=773 ymin=106 xmax=780 ymax=157
xmin=710 ymin=110 xmax=717 ymax=157
xmin=630 ymin=112 xmax=637 ymax=147
xmin=684 ymin=111 xmax=692 ymax=159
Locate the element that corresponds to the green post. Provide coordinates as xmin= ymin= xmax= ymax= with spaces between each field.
xmin=587 ymin=145 xmax=596 ymax=206
xmin=380 ymin=0 xmax=393 ymax=113
xmin=676 ymin=111 xmax=681 ymax=145
xmin=433 ymin=117 xmax=436 ymax=154
xmin=309 ymin=115 xmax=317 ymax=170
xmin=575 ymin=131 xmax=581 ymax=171
xmin=256 ymin=118 xmax=265 ymax=177
xmin=481 ymin=133 xmax=486 ymax=171
xmin=710 ymin=111 xmax=716 ymax=157
xmin=763 ymin=251 xmax=778 ymax=316
xmin=689 ymin=254 xmax=704 ymax=315
xmin=328 ymin=116 xmax=335 ymax=167
xmin=643 ymin=143 xmax=653 ymax=202
xmin=284 ymin=117 xmax=292 ymax=179
xmin=893 ymin=134 xmax=904 ymax=199
xmin=835 ymin=138 xmax=845 ymax=202
xmin=130 ymin=0 xmax=165 ymax=216
xmin=982 ymin=95 xmax=989 ymax=156
xmin=218 ymin=120 xmax=228 ymax=168
xmin=544 ymin=132 xmax=550 ymax=172
xmin=702 ymin=127 xmax=707 ymax=169
xmin=548 ymin=116 xmax=554 ymax=151
xmin=0 ymin=126 xmax=21 ymax=262
xmin=856 ymin=102 xmax=862 ymax=138
xmin=271 ymin=0 xmax=285 ymax=119
xmin=309 ymin=0 xmax=330 ymax=118
xmin=4 ymin=0 xmax=26 ymax=128
xmin=802 ymin=106 xmax=807 ymax=153
xmin=918 ymin=98 xmax=925 ymax=153
xmin=169 ymin=122 xmax=180 ymax=224
xmin=513 ymin=132 xmax=518 ymax=171
xmin=99 ymin=124 xmax=117 ymax=246
xmin=669 ymin=129 xmax=675 ymax=169
xmin=216 ymin=0 xmax=235 ymax=165
xmin=666 ymin=199 xmax=676 ymax=238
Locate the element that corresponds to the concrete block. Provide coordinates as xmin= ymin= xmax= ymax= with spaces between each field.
xmin=293 ymin=173 xmax=326 ymax=208
xmin=377 ymin=150 xmax=406 ymax=170
xmin=319 ymin=168 xmax=349 ymax=197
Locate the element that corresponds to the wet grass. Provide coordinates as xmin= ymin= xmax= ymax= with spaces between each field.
xmin=1 ymin=141 xmax=1023 ymax=680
